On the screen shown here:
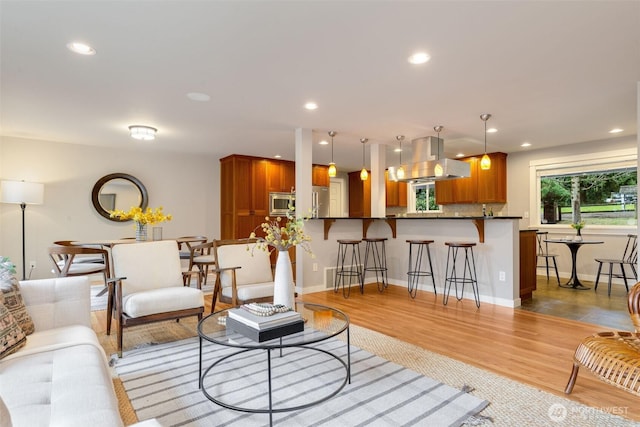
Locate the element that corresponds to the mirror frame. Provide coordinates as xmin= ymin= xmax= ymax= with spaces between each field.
xmin=92 ymin=173 xmax=149 ymax=221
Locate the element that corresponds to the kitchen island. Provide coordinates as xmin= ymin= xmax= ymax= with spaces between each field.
xmin=298 ymin=215 xmax=523 ymax=308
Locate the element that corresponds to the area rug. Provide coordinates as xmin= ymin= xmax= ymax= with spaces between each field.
xmin=113 ymin=332 xmax=489 ymax=426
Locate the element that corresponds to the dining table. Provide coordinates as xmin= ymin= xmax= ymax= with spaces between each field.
xmin=545 ymin=238 xmax=604 ymax=290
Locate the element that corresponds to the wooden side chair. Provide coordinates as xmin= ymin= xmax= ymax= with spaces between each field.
xmin=536 ymin=231 xmax=560 ymax=284
xmin=565 ymin=281 xmax=640 ymax=396
xmin=594 ymin=234 xmax=638 ymax=296
xmin=48 ymin=245 xmax=110 ymax=290
xmin=210 ymin=238 xmax=274 ymax=312
xmin=108 ymin=240 xmax=204 ymax=357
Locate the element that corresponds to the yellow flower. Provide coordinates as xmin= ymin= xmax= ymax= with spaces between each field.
xmin=571 ymin=220 xmax=585 ymax=230
xmin=249 ymin=202 xmax=313 ymax=257
xmin=109 ymin=206 xmax=173 ymax=226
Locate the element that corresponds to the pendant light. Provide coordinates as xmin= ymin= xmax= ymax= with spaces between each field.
xmin=360 ymin=138 xmax=368 ymax=181
xmin=433 ymin=125 xmax=444 ymax=177
xmin=328 ymin=131 xmax=337 ymax=177
xmin=395 ymin=135 xmax=405 ymax=180
xmin=480 ymin=114 xmax=492 ymax=170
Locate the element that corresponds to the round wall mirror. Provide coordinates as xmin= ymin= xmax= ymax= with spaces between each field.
xmin=91 ymin=173 xmax=148 ymax=221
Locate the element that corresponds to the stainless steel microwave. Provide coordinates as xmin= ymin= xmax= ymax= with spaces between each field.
xmin=269 ymin=192 xmax=294 ymax=216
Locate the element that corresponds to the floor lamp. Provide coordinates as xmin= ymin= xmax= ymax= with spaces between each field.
xmin=1 ymin=180 xmax=44 ymax=280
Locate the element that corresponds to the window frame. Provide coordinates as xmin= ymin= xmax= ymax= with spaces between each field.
xmin=407 ymin=181 xmax=442 ymax=213
xmin=528 ymin=148 xmax=637 ymax=232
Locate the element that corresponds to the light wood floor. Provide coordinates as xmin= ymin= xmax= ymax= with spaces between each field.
xmin=92 ymin=281 xmax=640 ymax=422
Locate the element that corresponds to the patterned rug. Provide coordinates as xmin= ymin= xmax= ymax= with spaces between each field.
xmin=113 ymin=331 xmax=488 ymax=426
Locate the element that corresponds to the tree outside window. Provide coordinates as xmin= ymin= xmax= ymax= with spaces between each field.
xmin=540 ymin=167 xmax=637 ymax=226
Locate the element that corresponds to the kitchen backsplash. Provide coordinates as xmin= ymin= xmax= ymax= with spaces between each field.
xmin=387 ymin=203 xmax=507 ymax=217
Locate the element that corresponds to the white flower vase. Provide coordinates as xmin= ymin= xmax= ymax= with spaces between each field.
xmin=273 ymin=250 xmax=295 ymax=309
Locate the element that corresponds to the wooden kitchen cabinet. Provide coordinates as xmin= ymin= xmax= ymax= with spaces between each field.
xmin=312 ymin=165 xmax=330 ymax=187
xmin=477 ymin=152 xmax=507 ymax=203
xmin=266 ymin=159 xmax=295 ymax=193
xmin=435 ymin=152 xmax=507 ymax=205
xmin=385 ymin=171 xmax=408 ymax=207
xmin=519 ymin=229 xmax=537 ymax=300
xmin=348 ymin=171 xmax=371 ymax=217
xmin=220 ymin=155 xmax=269 ymax=239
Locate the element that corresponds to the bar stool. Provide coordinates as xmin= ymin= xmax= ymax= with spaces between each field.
xmin=406 ymin=239 xmax=437 ymax=299
xmin=363 ymin=237 xmax=388 ymax=292
xmin=334 ymin=239 xmax=364 ymax=298
xmin=443 ymin=242 xmax=480 ymax=308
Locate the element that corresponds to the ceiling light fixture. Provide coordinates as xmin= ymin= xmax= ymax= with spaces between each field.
xmin=360 ymin=138 xmax=369 ymax=181
xmin=128 ymin=125 xmax=157 ymax=141
xmin=328 ymin=131 xmax=337 ymax=177
xmin=480 ymin=114 xmax=492 ymax=170
xmin=396 ymin=135 xmax=405 ymax=180
xmin=433 ymin=126 xmax=444 ymax=177
xmin=609 ymin=128 xmax=623 ymax=134
xmin=319 ymin=139 xmax=328 ymax=145
xmin=304 ymin=102 xmax=318 ymax=110
xmin=186 ymin=92 xmax=211 ymax=102
xmin=521 ymin=142 xmax=531 ymax=147
xmin=408 ymin=52 xmax=430 ymax=65
xmin=66 ymin=42 xmax=96 ymax=55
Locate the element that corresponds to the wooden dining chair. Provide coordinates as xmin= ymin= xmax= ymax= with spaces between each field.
xmin=48 ymin=245 xmax=110 ymax=290
xmin=594 ymin=234 xmax=638 ymax=296
xmin=185 ymin=240 xmax=216 ymax=289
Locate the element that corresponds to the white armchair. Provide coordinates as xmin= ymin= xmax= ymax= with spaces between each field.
xmin=211 ymin=238 xmax=274 ymax=312
xmin=107 ymin=240 xmax=204 ymax=357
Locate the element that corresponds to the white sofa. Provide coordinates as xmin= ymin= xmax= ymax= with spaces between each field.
xmin=0 ymin=276 xmax=158 ymax=427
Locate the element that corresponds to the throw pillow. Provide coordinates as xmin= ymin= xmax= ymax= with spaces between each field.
xmin=0 ymin=281 xmax=35 ymax=335
xmin=0 ymin=301 xmax=26 ymax=360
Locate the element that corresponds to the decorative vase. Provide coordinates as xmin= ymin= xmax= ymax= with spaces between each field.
xmin=135 ymin=223 xmax=148 ymax=242
xmin=577 ymin=228 xmax=582 ymax=236
xmin=273 ymin=250 xmax=295 ymax=309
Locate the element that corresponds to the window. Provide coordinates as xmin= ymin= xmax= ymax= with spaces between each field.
xmin=531 ymin=149 xmax=637 ymax=228
xmin=409 ymin=182 xmax=441 ymax=213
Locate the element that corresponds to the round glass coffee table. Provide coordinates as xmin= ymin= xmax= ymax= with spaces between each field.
xmin=197 ymin=302 xmax=350 ymax=426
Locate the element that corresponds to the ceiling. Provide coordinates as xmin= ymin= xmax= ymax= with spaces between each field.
xmin=1 ymin=1 xmax=639 ymax=172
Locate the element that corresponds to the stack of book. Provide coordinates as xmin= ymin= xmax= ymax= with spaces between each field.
xmin=226 ymin=305 xmax=304 ymax=342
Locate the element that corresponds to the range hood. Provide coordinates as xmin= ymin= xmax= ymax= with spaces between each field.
xmin=388 ymin=136 xmax=470 ymax=182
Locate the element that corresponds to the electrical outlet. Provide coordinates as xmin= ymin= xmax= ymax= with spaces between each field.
xmin=29 ymin=261 xmax=36 ymax=269
xmin=499 ymin=271 xmax=506 ymax=281
xmin=313 ymin=263 xmax=318 ymax=272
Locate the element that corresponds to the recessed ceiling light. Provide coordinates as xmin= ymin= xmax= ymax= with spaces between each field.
xmin=408 ymin=52 xmax=430 ymax=65
xmin=456 ymin=153 xmax=465 ymax=158
xmin=394 ymin=148 xmax=402 ymax=153
xmin=487 ymin=128 xmax=498 ymax=133
xmin=521 ymin=142 xmax=531 ymax=147
xmin=304 ymin=102 xmax=318 ymax=110
xmin=609 ymin=128 xmax=624 ymax=134
xmin=187 ymin=92 xmax=211 ymax=102
xmin=319 ymin=140 xmax=329 ymax=145
xmin=128 ymin=125 xmax=157 ymax=141
xmin=274 ymin=154 xmax=282 ymax=159
xmin=66 ymin=42 xmax=96 ymax=55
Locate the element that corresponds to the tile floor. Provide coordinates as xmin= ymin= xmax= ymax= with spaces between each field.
xmin=518 ymin=275 xmax=635 ymax=330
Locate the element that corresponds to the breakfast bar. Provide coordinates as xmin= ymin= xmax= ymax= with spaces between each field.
xmin=301 ymin=216 xmax=523 ymax=308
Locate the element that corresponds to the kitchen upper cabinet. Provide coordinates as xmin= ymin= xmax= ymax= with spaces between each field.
xmin=477 ymin=152 xmax=507 ymax=203
xmin=348 ymin=171 xmax=371 ymax=217
xmin=435 ymin=152 xmax=507 ymax=205
xmin=385 ymin=171 xmax=408 ymax=207
xmin=266 ymin=159 xmax=295 ymax=193
xmin=312 ymin=165 xmax=330 ymax=187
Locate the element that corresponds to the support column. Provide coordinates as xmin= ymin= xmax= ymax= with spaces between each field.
xmin=370 ymin=143 xmax=386 ymax=218
xmin=295 ymin=128 xmax=313 ymax=289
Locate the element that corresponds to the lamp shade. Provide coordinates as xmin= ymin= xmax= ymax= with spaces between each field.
xmin=1 ymin=180 xmax=44 ymax=205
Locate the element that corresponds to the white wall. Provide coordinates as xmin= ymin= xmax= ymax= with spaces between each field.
xmin=506 ymin=135 xmax=638 ymax=283
xmin=0 ymin=136 xmax=219 ymax=279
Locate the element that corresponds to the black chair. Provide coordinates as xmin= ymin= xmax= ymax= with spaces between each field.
xmin=536 ymin=231 xmax=560 ymax=285
xmin=594 ymin=234 xmax=637 ymax=296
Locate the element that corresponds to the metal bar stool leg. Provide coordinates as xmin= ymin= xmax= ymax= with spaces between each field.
xmin=407 ymin=240 xmax=436 ymax=299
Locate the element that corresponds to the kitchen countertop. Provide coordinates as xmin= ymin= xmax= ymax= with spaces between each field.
xmin=312 ymin=215 xmax=522 ymax=242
